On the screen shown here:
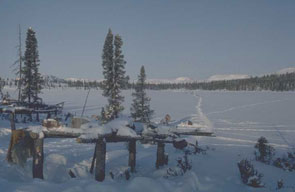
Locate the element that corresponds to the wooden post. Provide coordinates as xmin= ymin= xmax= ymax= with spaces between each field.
xmin=7 ymin=113 xmax=16 ymax=163
xmin=32 ymin=138 xmax=44 ymax=179
xmin=6 ymin=133 xmax=14 ymax=163
xmin=10 ymin=112 xmax=16 ymax=131
xmin=36 ymin=112 xmax=40 ymax=122
xmin=90 ymin=142 xmax=97 ymax=174
xmin=156 ymin=142 xmax=165 ymax=169
xmin=95 ymin=137 xmax=106 ymax=182
xmin=128 ymin=140 xmax=136 ymax=173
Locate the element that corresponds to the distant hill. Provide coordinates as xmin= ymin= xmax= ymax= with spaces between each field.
xmin=207 ymin=74 xmax=250 ymax=82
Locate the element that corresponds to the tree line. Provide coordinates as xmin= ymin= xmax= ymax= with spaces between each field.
xmin=50 ymin=72 xmax=295 ymax=92
xmin=3 ymin=71 xmax=295 ymax=92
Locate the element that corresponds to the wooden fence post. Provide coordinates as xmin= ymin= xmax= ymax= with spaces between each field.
xmin=32 ymin=138 xmax=44 ymax=179
xmin=128 ymin=140 xmax=136 ymax=173
xmin=7 ymin=112 xmax=16 ymax=163
xmin=156 ymin=142 xmax=165 ymax=169
xmin=10 ymin=112 xmax=16 ymax=130
xmin=36 ymin=112 xmax=40 ymax=122
xmin=90 ymin=142 xmax=97 ymax=174
xmin=95 ymin=137 xmax=106 ymax=182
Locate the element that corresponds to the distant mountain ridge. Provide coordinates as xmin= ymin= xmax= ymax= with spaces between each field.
xmin=276 ymin=67 xmax=295 ymax=75
xmin=207 ymin=74 xmax=250 ymax=82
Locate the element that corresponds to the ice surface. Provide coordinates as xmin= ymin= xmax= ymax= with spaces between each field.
xmin=1 ymin=87 xmax=295 ymax=191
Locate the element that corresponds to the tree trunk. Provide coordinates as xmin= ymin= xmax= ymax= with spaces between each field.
xmin=95 ymin=137 xmax=106 ymax=182
xmin=128 ymin=140 xmax=136 ymax=173
xmin=156 ymin=142 xmax=165 ymax=169
xmin=32 ymin=138 xmax=44 ymax=179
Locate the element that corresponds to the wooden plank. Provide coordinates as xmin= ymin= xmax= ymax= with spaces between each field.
xmin=32 ymin=138 xmax=44 ymax=179
xmin=128 ymin=140 xmax=136 ymax=173
xmin=95 ymin=137 xmax=106 ymax=182
xmin=172 ymin=130 xmax=214 ymax=136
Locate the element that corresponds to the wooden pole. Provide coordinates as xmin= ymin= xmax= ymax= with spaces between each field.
xmin=128 ymin=140 xmax=136 ymax=173
xmin=32 ymin=138 xmax=44 ymax=179
xmin=90 ymin=142 xmax=97 ymax=174
xmin=10 ymin=112 xmax=16 ymax=131
xmin=6 ymin=133 xmax=14 ymax=163
xmin=95 ymin=137 xmax=106 ymax=182
xmin=36 ymin=112 xmax=39 ymax=122
xmin=156 ymin=142 xmax=165 ymax=169
xmin=6 ymin=112 xmax=16 ymax=163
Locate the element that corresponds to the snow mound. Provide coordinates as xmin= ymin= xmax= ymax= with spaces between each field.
xmin=207 ymin=74 xmax=250 ymax=81
xmin=0 ymin=128 xmax=11 ymax=136
xmin=44 ymin=154 xmax=69 ymax=183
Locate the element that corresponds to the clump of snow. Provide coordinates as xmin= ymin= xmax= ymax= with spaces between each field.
xmin=44 ymin=154 xmax=69 ymax=183
xmin=116 ymin=127 xmax=138 ymax=137
xmin=0 ymin=128 xmax=11 ymax=136
xmin=27 ymin=125 xmax=46 ymax=134
xmin=104 ymin=118 xmax=139 ymax=138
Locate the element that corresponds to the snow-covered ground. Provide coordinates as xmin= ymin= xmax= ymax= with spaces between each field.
xmin=1 ymin=87 xmax=295 ymax=192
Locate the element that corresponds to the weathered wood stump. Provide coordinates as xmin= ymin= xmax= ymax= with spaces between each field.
xmin=32 ymin=138 xmax=44 ymax=179
xmin=156 ymin=142 xmax=166 ymax=169
xmin=95 ymin=137 xmax=106 ymax=182
xmin=6 ymin=129 xmax=25 ymax=163
xmin=128 ymin=140 xmax=136 ymax=173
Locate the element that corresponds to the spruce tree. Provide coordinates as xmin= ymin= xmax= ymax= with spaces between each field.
xmin=130 ymin=66 xmax=153 ymax=123
xmin=0 ymin=77 xmax=4 ymax=99
xmin=101 ymin=29 xmax=127 ymax=120
xmin=22 ymin=27 xmax=42 ymax=103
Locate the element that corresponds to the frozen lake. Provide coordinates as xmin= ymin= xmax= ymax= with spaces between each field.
xmin=1 ymin=87 xmax=295 ymax=192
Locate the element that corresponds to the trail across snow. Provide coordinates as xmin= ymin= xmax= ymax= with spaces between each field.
xmin=181 ymin=92 xmax=213 ymax=132
xmin=206 ymin=98 xmax=294 ymax=116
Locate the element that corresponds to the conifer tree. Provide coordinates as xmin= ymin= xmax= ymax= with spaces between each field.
xmin=22 ymin=27 xmax=42 ymax=103
xmin=101 ymin=29 xmax=127 ymax=120
xmin=0 ymin=77 xmax=4 ymax=99
xmin=130 ymin=66 xmax=153 ymax=123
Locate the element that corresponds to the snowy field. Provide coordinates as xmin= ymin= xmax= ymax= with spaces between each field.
xmin=1 ymin=87 xmax=295 ymax=192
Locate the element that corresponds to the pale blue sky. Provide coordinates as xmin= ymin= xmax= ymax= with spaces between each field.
xmin=0 ymin=0 xmax=295 ymax=80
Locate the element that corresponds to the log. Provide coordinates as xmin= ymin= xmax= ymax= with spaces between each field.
xmin=44 ymin=131 xmax=81 ymax=138
xmin=128 ymin=140 xmax=136 ymax=173
xmin=32 ymin=138 xmax=44 ymax=179
xmin=95 ymin=137 xmax=106 ymax=182
xmin=156 ymin=142 xmax=165 ymax=169
xmin=172 ymin=130 xmax=214 ymax=136
xmin=77 ymin=134 xmax=141 ymax=144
